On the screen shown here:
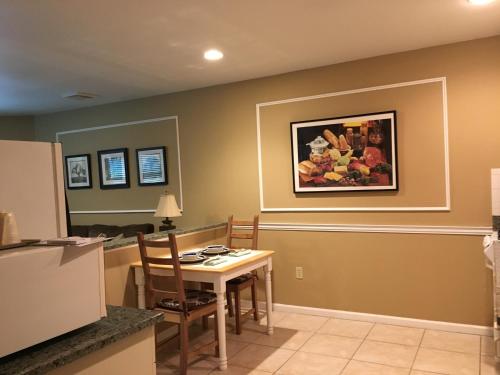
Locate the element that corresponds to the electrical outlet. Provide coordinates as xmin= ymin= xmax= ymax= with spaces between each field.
xmin=295 ymin=266 xmax=304 ymax=280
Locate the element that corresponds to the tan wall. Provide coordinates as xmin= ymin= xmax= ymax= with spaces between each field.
xmin=59 ymin=118 xmax=181 ymax=228
xmin=35 ymin=36 xmax=500 ymax=325
xmin=0 ymin=116 xmax=35 ymax=141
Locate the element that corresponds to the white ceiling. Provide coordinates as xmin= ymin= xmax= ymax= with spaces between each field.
xmin=1 ymin=0 xmax=500 ymax=115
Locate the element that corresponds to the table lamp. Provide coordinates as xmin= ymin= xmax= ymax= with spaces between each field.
xmin=154 ymin=191 xmax=182 ymax=231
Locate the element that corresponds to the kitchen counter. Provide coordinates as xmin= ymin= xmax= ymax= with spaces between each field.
xmin=104 ymin=222 xmax=226 ymax=250
xmin=0 ymin=306 xmax=163 ymax=375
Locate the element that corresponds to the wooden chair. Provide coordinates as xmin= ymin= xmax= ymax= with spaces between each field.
xmin=137 ymin=232 xmax=218 ymax=375
xmin=225 ymin=215 xmax=260 ymax=334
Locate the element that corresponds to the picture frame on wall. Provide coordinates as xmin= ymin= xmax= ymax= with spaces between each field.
xmin=291 ymin=111 xmax=398 ymax=193
xmin=97 ymin=148 xmax=130 ymax=189
xmin=65 ymin=154 xmax=92 ymax=189
xmin=136 ymin=146 xmax=168 ymax=186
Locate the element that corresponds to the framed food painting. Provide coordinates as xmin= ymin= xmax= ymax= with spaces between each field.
xmin=291 ymin=111 xmax=398 ymax=193
xmin=136 ymin=146 xmax=168 ymax=186
xmin=65 ymin=154 xmax=92 ymax=189
xmin=97 ymin=148 xmax=130 ymax=189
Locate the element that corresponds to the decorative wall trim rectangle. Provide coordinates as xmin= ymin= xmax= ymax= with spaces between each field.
xmin=56 ymin=116 xmax=183 ymax=214
xmin=256 ymin=77 xmax=450 ymax=212
xmin=240 ymin=300 xmax=491 ymax=336
xmin=235 ymin=222 xmax=491 ymax=236
xmin=70 ymin=209 xmax=156 ymax=214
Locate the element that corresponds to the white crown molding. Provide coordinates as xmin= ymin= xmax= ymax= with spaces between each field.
xmin=256 ymin=77 xmax=451 ymax=212
xmin=240 ymin=300 xmax=492 ymax=336
xmin=235 ymin=222 xmax=491 ymax=236
xmin=57 ymin=116 xmax=184 ymax=212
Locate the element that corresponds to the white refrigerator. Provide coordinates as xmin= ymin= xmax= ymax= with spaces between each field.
xmin=0 ymin=140 xmax=106 ymax=358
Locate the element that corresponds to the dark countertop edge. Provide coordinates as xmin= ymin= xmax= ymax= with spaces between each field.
xmin=0 ymin=306 xmax=164 ymax=375
xmin=104 ymin=222 xmax=227 ymax=251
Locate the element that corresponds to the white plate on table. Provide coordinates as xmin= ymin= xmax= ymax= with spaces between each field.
xmin=202 ymin=245 xmax=230 ymax=256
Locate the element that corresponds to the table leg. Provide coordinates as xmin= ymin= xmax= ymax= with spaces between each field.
xmin=214 ymin=280 xmax=228 ymax=370
xmin=264 ymin=258 xmax=273 ymax=335
xmin=134 ymin=267 xmax=146 ymax=309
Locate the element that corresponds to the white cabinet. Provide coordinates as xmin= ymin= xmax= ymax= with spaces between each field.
xmin=0 ymin=242 xmax=106 ymax=358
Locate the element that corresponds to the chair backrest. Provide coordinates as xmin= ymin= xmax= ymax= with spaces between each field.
xmin=226 ymin=215 xmax=259 ymax=250
xmin=137 ymin=232 xmax=187 ymax=314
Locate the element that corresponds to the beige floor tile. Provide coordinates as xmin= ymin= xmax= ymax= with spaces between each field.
xmin=410 ymin=371 xmax=444 ymax=375
xmin=480 ymin=355 xmax=500 ymax=375
xmin=300 ymin=333 xmax=362 ymax=359
xmin=420 ymin=330 xmax=480 ymax=354
xmin=230 ymin=343 xmax=295 ymax=373
xmin=353 ymin=340 xmax=418 ymax=368
xmin=274 ymin=313 xmax=328 ymax=332
xmin=318 ymin=318 xmax=374 ymax=339
xmin=194 ymin=339 xmax=250 ymax=359
xmin=342 ymin=360 xmax=410 ymax=375
xmin=210 ymin=364 xmax=272 ymax=374
xmin=232 ymin=309 xmax=287 ymax=330
xmin=276 ymin=351 xmax=348 ymax=375
xmin=253 ymin=326 xmax=314 ymax=350
xmin=191 ymin=329 xmax=219 ymax=351
xmin=226 ymin=323 xmax=268 ymax=344
xmin=157 ymin=354 xmax=218 ymax=375
xmin=367 ymin=324 xmax=424 ymax=346
xmin=481 ymin=335 xmax=496 ymax=356
xmin=253 ymin=310 xmax=288 ymax=326
xmin=413 ymin=347 xmax=479 ymax=375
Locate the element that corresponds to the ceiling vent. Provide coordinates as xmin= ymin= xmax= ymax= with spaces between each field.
xmin=62 ymin=91 xmax=98 ymax=100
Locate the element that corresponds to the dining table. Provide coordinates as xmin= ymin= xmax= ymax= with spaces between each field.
xmin=131 ymin=248 xmax=274 ymax=370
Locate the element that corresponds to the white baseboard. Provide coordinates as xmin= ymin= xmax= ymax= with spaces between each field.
xmin=241 ymin=300 xmax=492 ymax=336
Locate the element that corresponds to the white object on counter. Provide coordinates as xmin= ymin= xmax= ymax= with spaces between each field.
xmin=0 ymin=212 xmax=20 ymax=246
xmin=0 ymin=242 xmax=106 ymax=358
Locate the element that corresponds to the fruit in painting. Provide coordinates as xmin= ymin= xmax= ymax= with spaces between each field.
xmin=324 ymin=172 xmax=343 ymax=182
xmin=336 ymin=150 xmax=353 ymax=166
xmin=328 ymin=148 xmax=341 ymax=161
xmin=363 ymin=147 xmax=384 ymax=168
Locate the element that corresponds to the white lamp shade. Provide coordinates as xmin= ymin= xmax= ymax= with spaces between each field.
xmin=154 ymin=193 xmax=182 ymax=218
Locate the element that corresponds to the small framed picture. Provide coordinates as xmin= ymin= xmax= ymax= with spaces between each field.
xmin=97 ymin=148 xmax=130 ymax=189
xmin=65 ymin=154 xmax=92 ymax=189
xmin=136 ymin=146 xmax=168 ymax=186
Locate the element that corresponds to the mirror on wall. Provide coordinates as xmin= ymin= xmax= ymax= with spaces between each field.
xmin=58 ymin=117 xmax=183 ymax=236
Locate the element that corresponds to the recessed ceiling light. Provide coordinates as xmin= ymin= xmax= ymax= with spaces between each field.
xmin=204 ymin=49 xmax=223 ymax=61
xmin=468 ymin=0 xmax=495 ymax=5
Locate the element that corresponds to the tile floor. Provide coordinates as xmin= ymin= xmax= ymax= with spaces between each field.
xmin=156 ymin=310 xmax=500 ymax=374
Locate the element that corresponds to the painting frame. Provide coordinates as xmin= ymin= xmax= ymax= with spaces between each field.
xmin=291 ymin=110 xmax=398 ymax=193
xmin=136 ymin=146 xmax=168 ymax=186
xmin=97 ymin=148 xmax=130 ymax=189
xmin=65 ymin=154 xmax=92 ymax=189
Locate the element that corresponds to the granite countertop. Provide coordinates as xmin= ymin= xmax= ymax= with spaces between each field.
xmin=104 ymin=222 xmax=226 ymax=250
xmin=0 ymin=306 xmax=164 ymax=375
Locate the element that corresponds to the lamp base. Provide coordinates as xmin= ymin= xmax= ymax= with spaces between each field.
xmin=159 ymin=217 xmax=176 ymax=232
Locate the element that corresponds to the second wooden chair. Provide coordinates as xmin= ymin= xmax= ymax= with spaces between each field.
xmin=225 ymin=215 xmax=260 ymax=334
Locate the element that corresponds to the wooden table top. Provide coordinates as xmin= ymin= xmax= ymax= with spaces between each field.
xmin=131 ymin=249 xmax=274 ymax=273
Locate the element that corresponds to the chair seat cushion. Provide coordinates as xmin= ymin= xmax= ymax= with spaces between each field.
xmin=227 ymin=273 xmax=256 ymax=285
xmin=157 ymin=289 xmax=217 ymax=311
